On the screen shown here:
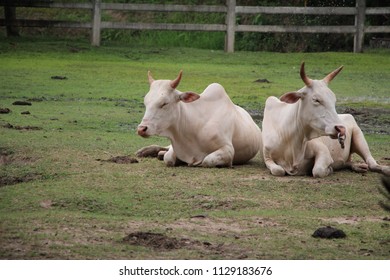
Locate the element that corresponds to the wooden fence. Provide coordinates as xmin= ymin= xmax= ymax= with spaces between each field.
xmin=1 ymin=0 xmax=390 ymax=53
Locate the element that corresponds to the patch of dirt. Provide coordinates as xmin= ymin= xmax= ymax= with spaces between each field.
xmin=2 ymin=123 xmax=42 ymax=131
xmin=254 ymin=78 xmax=271 ymax=83
xmin=0 ymin=108 xmax=11 ymax=114
xmin=12 ymin=101 xmax=32 ymax=106
xmin=122 ymin=216 xmax=277 ymax=258
xmin=0 ymin=147 xmax=35 ymax=166
xmin=168 ymin=216 xmax=245 ymax=235
xmin=122 ymin=231 xmax=249 ymax=259
xmin=123 ymin=232 xmax=197 ymax=250
xmin=339 ymin=106 xmax=390 ymax=135
xmin=0 ymin=147 xmax=40 ymax=187
xmin=0 ymin=173 xmax=42 ymax=187
xmin=321 ymin=216 xmax=386 ymax=225
xmin=51 ymin=76 xmax=67 ymax=80
xmin=97 ymin=155 xmax=139 ymax=164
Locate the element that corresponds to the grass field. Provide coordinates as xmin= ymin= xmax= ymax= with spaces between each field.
xmin=0 ymin=37 xmax=389 ymax=259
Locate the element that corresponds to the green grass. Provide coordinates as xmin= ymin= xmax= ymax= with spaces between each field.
xmin=0 ymin=37 xmax=389 ymax=260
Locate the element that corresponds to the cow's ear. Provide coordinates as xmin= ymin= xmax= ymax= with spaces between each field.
xmin=280 ymin=91 xmax=303 ymax=104
xmin=179 ymin=92 xmax=200 ymax=103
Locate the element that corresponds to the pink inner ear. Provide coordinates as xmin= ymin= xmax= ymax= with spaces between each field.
xmin=180 ymin=92 xmax=200 ymax=103
xmin=280 ymin=92 xmax=302 ymax=104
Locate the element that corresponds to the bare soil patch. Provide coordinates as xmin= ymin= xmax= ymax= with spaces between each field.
xmin=0 ymin=147 xmax=40 ymax=187
xmin=0 ymin=108 xmax=11 ymax=114
xmin=97 ymin=155 xmax=139 ymax=164
xmin=0 ymin=173 xmax=42 ymax=187
xmin=122 ymin=230 xmax=249 ymax=259
xmin=123 ymin=232 xmax=197 ymax=250
xmin=2 ymin=123 xmax=42 ymax=131
xmin=321 ymin=216 xmax=388 ymax=225
xmin=12 ymin=101 xmax=32 ymax=106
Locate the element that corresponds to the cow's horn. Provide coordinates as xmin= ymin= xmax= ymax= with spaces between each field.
xmin=300 ymin=62 xmax=312 ymax=87
xmin=323 ymin=65 xmax=344 ymax=84
xmin=148 ymin=71 xmax=155 ymax=85
xmin=170 ymin=70 xmax=183 ymax=89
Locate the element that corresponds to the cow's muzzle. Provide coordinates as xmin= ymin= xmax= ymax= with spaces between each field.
xmin=137 ymin=125 xmax=149 ymax=137
xmin=334 ymin=125 xmax=346 ymax=149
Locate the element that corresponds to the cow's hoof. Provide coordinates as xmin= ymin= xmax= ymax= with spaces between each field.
xmin=351 ymin=163 xmax=369 ymax=173
xmin=270 ymin=166 xmax=286 ymax=176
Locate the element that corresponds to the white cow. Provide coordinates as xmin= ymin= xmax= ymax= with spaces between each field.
xmin=262 ymin=62 xmax=390 ymax=177
xmin=137 ymin=71 xmax=262 ymax=167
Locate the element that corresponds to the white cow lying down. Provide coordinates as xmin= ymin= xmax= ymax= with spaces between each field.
xmin=136 ymin=71 xmax=262 ymax=167
xmin=262 ymin=62 xmax=390 ymax=177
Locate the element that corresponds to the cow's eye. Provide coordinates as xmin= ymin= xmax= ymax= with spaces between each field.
xmin=160 ymin=102 xmax=168 ymax=108
xmin=313 ymin=98 xmax=321 ymax=105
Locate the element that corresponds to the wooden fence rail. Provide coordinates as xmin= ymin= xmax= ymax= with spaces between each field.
xmin=1 ymin=0 xmax=390 ymax=53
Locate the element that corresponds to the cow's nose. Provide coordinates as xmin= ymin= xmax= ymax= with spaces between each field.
xmin=335 ymin=125 xmax=346 ymax=136
xmin=137 ymin=125 xmax=148 ymax=136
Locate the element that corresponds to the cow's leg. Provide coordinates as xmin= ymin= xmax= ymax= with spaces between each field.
xmin=136 ymin=145 xmax=169 ymax=159
xmin=200 ymin=145 xmax=234 ymax=167
xmin=350 ymin=125 xmax=390 ymax=175
xmin=308 ymin=141 xmax=334 ymax=178
xmin=263 ymin=147 xmax=285 ymax=176
xmin=163 ymin=146 xmax=179 ymax=167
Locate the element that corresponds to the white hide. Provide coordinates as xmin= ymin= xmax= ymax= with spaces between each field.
xmin=137 ymin=71 xmax=262 ymax=167
xmin=262 ymin=62 xmax=389 ymax=177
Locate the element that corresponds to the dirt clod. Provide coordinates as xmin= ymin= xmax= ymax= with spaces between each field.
xmin=254 ymin=78 xmax=271 ymax=83
xmin=2 ymin=123 xmax=42 ymax=130
xmin=98 ymin=155 xmax=138 ymax=164
xmin=0 ymin=108 xmax=11 ymax=114
xmin=51 ymin=76 xmax=68 ymax=80
xmin=312 ymin=226 xmax=346 ymax=239
xmin=12 ymin=101 xmax=32 ymax=106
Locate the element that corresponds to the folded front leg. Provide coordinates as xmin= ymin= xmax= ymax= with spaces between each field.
xmin=200 ymin=145 xmax=234 ymax=168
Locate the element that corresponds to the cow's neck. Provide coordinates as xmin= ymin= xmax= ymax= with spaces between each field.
xmin=165 ymin=101 xmax=198 ymax=146
xmin=282 ymin=101 xmax=310 ymax=173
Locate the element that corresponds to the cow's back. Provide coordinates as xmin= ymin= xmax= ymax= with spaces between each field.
xmin=176 ymin=83 xmax=262 ymax=165
xmin=232 ymin=105 xmax=262 ymax=164
xmin=202 ymin=84 xmax=262 ymax=164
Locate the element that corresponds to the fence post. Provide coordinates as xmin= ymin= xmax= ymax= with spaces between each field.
xmin=91 ymin=0 xmax=101 ymax=46
xmin=354 ymin=0 xmax=366 ymax=53
xmin=225 ymin=0 xmax=236 ymax=53
xmin=4 ymin=0 xmax=19 ymax=36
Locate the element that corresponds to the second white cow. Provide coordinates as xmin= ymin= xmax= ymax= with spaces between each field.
xmin=262 ymin=62 xmax=390 ymax=177
xmin=137 ymin=71 xmax=262 ymax=167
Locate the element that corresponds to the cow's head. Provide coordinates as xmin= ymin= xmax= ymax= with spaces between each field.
xmin=137 ymin=70 xmax=200 ymax=138
xmin=280 ymin=62 xmax=346 ymax=140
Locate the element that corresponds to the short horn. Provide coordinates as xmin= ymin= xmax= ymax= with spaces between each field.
xmin=300 ymin=62 xmax=312 ymax=87
xmin=148 ymin=71 xmax=155 ymax=85
xmin=170 ymin=70 xmax=183 ymax=89
xmin=323 ymin=65 xmax=344 ymax=84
